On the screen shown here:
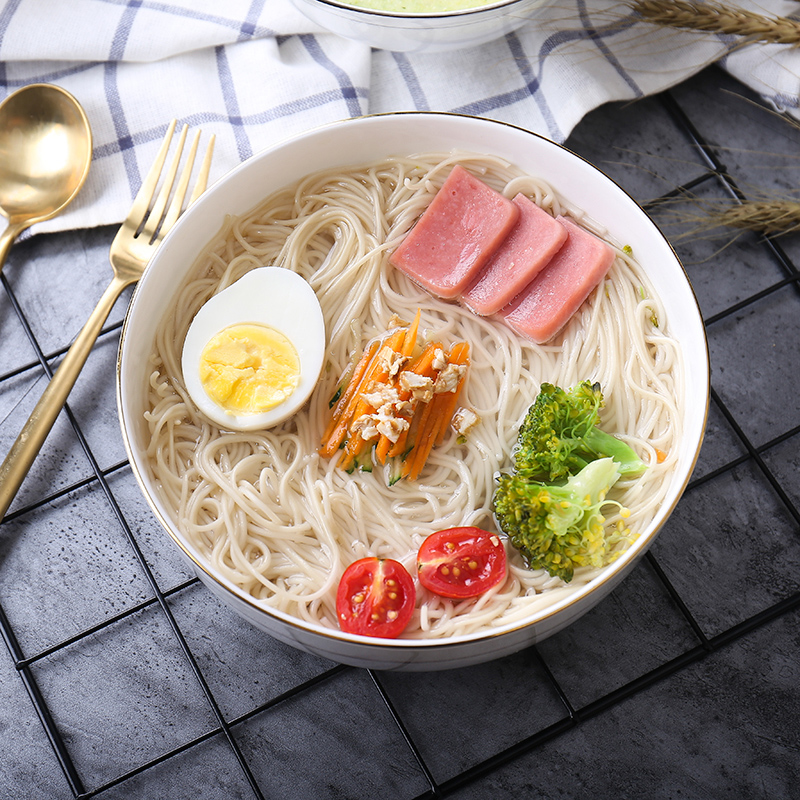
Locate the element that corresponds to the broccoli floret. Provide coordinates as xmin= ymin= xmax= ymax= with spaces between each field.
xmin=514 ymin=381 xmax=646 ymax=481
xmin=493 ymin=458 xmax=628 ymax=582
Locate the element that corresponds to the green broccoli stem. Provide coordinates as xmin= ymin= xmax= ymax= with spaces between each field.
xmin=580 ymin=426 xmax=646 ymax=477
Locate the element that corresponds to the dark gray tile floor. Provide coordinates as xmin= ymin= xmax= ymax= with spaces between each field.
xmin=1 ymin=64 xmax=799 ymax=798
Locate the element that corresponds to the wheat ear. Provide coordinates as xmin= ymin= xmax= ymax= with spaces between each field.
xmin=707 ymin=200 xmax=800 ymax=235
xmin=664 ymin=198 xmax=800 ymax=240
xmin=629 ymin=0 xmax=800 ymax=46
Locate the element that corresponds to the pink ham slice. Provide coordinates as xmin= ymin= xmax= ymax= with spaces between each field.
xmin=389 ymin=165 xmax=519 ymax=299
xmin=500 ymin=216 xmax=615 ymax=344
xmin=461 ymin=193 xmax=568 ymax=316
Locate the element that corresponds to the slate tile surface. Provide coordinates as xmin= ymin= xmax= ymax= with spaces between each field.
xmin=1 ymin=64 xmax=798 ymax=799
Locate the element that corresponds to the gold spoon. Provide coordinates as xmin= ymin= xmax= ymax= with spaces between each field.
xmin=0 ymin=83 xmax=92 ymax=271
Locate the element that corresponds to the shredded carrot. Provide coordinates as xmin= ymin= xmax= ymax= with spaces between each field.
xmin=434 ymin=341 xmax=469 ymax=446
xmin=333 ymin=328 xmax=405 ymax=469
xmin=401 ymin=308 xmax=421 ymax=358
xmin=319 ymin=339 xmax=380 ymax=458
xmin=374 ymin=431 xmax=393 ymax=465
xmin=401 ymin=341 xmax=470 ymax=479
xmin=656 ymin=448 xmax=667 ymax=464
xmin=320 ymin=329 xmax=405 ymax=458
xmin=376 ymin=340 xmax=442 ymax=463
xmin=388 ymin=393 xmax=425 ymax=460
xmin=405 ymin=341 xmax=441 ymax=382
xmin=338 ymin=431 xmax=368 ymax=471
xmin=386 ymin=427 xmax=410 ymax=460
xmin=319 ymin=311 xmax=470 ymax=483
xmin=402 ymin=391 xmax=446 ymax=480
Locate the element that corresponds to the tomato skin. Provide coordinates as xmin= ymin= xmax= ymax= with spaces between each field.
xmin=417 ymin=527 xmax=506 ymax=599
xmin=336 ymin=557 xmax=416 ymax=638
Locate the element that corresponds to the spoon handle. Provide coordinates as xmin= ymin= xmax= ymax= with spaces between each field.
xmin=0 ymin=274 xmax=129 ymax=521
xmin=0 ymin=221 xmax=26 ymax=275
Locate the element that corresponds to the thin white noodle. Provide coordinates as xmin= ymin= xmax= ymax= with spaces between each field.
xmin=144 ymin=153 xmax=684 ymax=639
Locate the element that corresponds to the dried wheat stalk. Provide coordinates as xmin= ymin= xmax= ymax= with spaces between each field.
xmin=664 ymin=197 xmax=800 ymax=240
xmin=703 ymin=199 xmax=800 ymax=235
xmin=629 ymin=0 xmax=800 ymax=46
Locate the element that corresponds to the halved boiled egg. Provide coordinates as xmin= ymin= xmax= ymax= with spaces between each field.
xmin=181 ymin=267 xmax=325 ymax=431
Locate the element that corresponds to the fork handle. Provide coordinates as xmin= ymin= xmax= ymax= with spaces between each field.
xmin=0 ymin=274 xmax=129 ymax=521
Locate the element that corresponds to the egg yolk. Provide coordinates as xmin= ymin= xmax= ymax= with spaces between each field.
xmin=198 ymin=324 xmax=300 ymax=415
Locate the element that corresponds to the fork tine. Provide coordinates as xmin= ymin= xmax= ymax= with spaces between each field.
xmin=158 ymin=131 xmax=216 ymax=241
xmin=125 ymin=119 xmax=177 ymax=230
xmin=188 ymin=133 xmax=215 ymax=207
xmin=140 ymin=123 xmax=188 ymax=243
xmin=159 ymin=129 xmax=200 ymax=236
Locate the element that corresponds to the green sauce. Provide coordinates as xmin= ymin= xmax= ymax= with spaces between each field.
xmin=343 ymin=0 xmax=496 ymax=12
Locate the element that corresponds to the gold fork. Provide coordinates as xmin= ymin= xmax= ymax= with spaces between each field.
xmin=0 ymin=120 xmax=215 ymax=521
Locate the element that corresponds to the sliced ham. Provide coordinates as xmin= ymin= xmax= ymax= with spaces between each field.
xmin=461 ymin=193 xmax=568 ymax=316
xmin=499 ymin=216 xmax=615 ymax=344
xmin=389 ymin=165 xmax=519 ymax=299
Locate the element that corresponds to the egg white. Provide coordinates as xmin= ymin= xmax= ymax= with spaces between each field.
xmin=181 ymin=267 xmax=326 ymax=431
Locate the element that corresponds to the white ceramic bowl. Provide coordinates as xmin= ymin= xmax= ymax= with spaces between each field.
xmin=117 ymin=112 xmax=709 ymax=671
xmin=290 ymin=0 xmax=554 ymax=52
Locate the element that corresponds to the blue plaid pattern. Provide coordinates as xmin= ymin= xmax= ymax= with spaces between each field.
xmin=0 ymin=0 xmax=795 ymax=235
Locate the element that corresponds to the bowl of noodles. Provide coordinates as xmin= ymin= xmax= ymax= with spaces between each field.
xmin=117 ymin=112 xmax=709 ymax=671
xmin=289 ymin=0 xmax=554 ymax=53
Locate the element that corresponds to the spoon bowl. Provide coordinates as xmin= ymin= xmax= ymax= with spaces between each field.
xmin=0 ymin=83 xmax=92 ymax=268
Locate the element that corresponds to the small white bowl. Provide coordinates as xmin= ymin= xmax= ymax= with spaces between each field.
xmin=117 ymin=112 xmax=709 ymax=671
xmin=290 ymin=0 xmax=554 ymax=52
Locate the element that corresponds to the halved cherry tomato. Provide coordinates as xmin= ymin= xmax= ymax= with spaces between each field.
xmin=336 ymin=557 xmax=416 ymax=638
xmin=417 ymin=526 xmax=506 ymax=599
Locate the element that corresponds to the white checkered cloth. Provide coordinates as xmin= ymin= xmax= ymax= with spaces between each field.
xmin=1 ymin=0 xmax=797 ymax=236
